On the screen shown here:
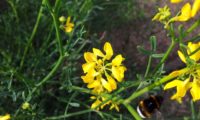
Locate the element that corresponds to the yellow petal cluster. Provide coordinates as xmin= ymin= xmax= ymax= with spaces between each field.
xmin=81 ymin=42 xmax=126 ymax=110
xmin=59 ymin=16 xmax=74 ymax=33
xmin=172 ymin=0 xmax=200 ymax=22
xmin=0 ymin=114 xmax=10 ymax=120
xmin=152 ymin=5 xmax=171 ymax=22
xmin=65 ymin=16 xmax=74 ymax=33
xmin=22 ymin=102 xmax=30 ymax=110
xmin=164 ymin=42 xmax=200 ymax=102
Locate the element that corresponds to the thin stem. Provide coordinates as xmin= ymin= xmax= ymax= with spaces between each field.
xmin=186 ymin=19 xmax=200 ymax=36
xmin=20 ymin=0 xmax=46 ymax=69
xmin=44 ymin=109 xmax=93 ymax=120
xmin=36 ymin=56 xmax=64 ymax=87
xmin=123 ymin=67 xmax=189 ymax=104
xmin=191 ymin=100 xmax=196 ymax=120
xmin=123 ymin=103 xmax=142 ymax=120
xmin=152 ymin=39 xmax=175 ymax=74
xmin=45 ymin=0 xmax=64 ymax=56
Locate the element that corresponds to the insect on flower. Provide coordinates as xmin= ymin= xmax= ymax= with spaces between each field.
xmin=137 ymin=95 xmax=163 ymax=118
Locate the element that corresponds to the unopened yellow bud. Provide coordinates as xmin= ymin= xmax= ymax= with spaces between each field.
xmin=59 ymin=16 xmax=66 ymax=22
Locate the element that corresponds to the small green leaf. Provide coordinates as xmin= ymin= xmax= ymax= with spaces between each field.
xmin=150 ymin=36 xmax=157 ymax=51
xmin=137 ymin=46 xmax=152 ymax=55
xmin=151 ymin=53 xmax=164 ymax=58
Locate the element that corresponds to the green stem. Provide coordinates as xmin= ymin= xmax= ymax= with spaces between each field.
xmin=123 ymin=103 xmax=142 ymax=120
xmin=191 ymin=100 xmax=196 ymax=120
xmin=44 ymin=109 xmax=93 ymax=120
xmin=36 ymin=56 xmax=64 ymax=87
xmin=186 ymin=19 xmax=200 ymax=36
xmin=6 ymin=0 xmax=19 ymax=23
xmin=26 ymin=0 xmax=65 ymax=100
xmin=123 ymin=67 xmax=189 ymax=104
xmin=153 ymin=39 xmax=175 ymax=74
xmin=45 ymin=0 xmax=64 ymax=56
xmin=20 ymin=0 xmax=46 ymax=69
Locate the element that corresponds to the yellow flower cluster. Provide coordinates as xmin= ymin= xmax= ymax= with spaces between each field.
xmin=153 ymin=0 xmax=200 ymax=26
xmin=81 ymin=42 xmax=126 ymax=111
xmin=164 ymin=42 xmax=200 ymax=103
xmin=59 ymin=16 xmax=74 ymax=33
xmin=0 ymin=114 xmax=10 ymax=120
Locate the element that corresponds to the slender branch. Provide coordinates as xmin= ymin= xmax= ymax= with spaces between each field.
xmin=44 ymin=109 xmax=93 ymax=120
xmin=123 ymin=103 xmax=142 ymax=120
xmin=20 ymin=0 xmax=46 ymax=69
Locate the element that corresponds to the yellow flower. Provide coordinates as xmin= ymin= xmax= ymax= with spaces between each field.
xmin=172 ymin=3 xmax=192 ymax=22
xmin=170 ymin=0 xmax=182 ymax=4
xmin=0 ymin=114 xmax=10 ymax=120
xmin=164 ymin=78 xmax=192 ymax=103
xmin=191 ymin=0 xmax=200 ymax=17
xmin=177 ymin=42 xmax=200 ymax=63
xmin=22 ymin=102 xmax=30 ymax=110
xmin=152 ymin=5 xmax=171 ymax=22
xmin=164 ymin=42 xmax=200 ymax=102
xmin=81 ymin=42 xmax=126 ymax=94
xmin=65 ymin=16 xmax=74 ymax=33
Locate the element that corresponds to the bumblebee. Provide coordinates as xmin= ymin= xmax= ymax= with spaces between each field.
xmin=137 ymin=95 xmax=163 ymax=118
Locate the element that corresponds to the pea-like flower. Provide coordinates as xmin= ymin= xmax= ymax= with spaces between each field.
xmin=0 ymin=114 xmax=10 ymax=120
xmin=172 ymin=0 xmax=200 ymax=22
xmin=59 ymin=16 xmax=74 ymax=33
xmin=152 ymin=5 xmax=171 ymax=22
xmin=164 ymin=42 xmax=200 ymax=102
xmin=164 ymin=79 xmax=192 ymax=103
xmin=65 ymin=16 xmax=74 ymax=33
xmin=81 ymin=42 xmax=126 ymax=94
xmin=81 ymin=42 xmax=126 ymax=111
xmin=172 ymin=3 xmax=192 ymax=22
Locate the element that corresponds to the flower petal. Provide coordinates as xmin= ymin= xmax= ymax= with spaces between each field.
xmin=101 ymin=78 xmax=112 ymax=92
xmin=190 ymin=79 xmax=200 ymax=101
xmin=191 ymin=0 xmax=200 ymax=17
xmin=84 ymin=52 xmax=97 ymax=63
xmin=187 ymin=42 xmax=200 ymax=62
xmin=112 ymin=54 xmax=124 ymax=66
xmin=112 ymin=66 xmax=126 ymax=82
xmin=104 ymin=42 xmax=113 ymax=60
xmin=171 ymin=94 xmax=182 ymax=103
xmin=91 ymin=99 xmax=101 ymax=110
xmin=177 ymin=50 xmax=186 ymax=63
xmin=107 ymin=75 xmax=117 ymax=90
xmin=173 ymin=3 xmax=192 ymax=21
xmin=93 ymin=48 xmax=105 ymax=57
xmin=164 ymin=80 xmax=183 ymax=90
xmin=87 ymin=80 xmax=101 ymax=89
xmin=82 ymin=62 xmax=95 ymax=73
xmin=0 ymin=114 xmax=10 ymax=120
xmin=170 ymin=0 xmax=182 ymax=3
